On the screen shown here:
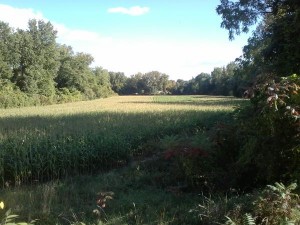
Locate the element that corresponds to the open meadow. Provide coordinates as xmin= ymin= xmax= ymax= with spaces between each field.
xmin=0 ymin=95 xmax=246 ymax=225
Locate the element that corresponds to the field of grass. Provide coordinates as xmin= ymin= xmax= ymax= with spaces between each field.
xmin=0 ymin=95 xmax=246 ymax=224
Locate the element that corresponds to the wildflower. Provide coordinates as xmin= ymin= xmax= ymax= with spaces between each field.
xmin=0 ymin=201 xmax=4 ymax=209
xmin=291 ymin=108 xmax=295 ymax=114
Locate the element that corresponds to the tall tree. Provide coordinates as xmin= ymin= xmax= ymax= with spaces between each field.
xmin=0 ymin=22 xmax=13 ymax=81
xmin=217 ymin=0 xmax=300 ymax=40
xmin=142 ymin=71 xmax=168 ymax=94
xmin=159 ymin=73 xmax=169 ymax=93
xmin=194 ymin=73 xmax=212 ymax=95
xmin=173 ymin=79 xmax=188 ymax=95
xmin=12 ymin=19 xmax=59 ymax=96
xmin=109 ymin=71 xmax=127 ymax=93
xmin=55 ymin=44 xmax=74 ymax=90
xmin=217 ymin=0 xmax=300 ymax=76
xmin=93 ymin=67 xmax=114 ymax=97
xmin=56 ymin=47 xmax=96 ymax=97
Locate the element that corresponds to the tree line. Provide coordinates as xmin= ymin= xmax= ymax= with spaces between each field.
xmin=113 ymin=0 xmax=296 ymax=98
xmin=109 ymin=62 xmax=240 ymax=96
xmin=1 ymin=0 xmax=299 ymax=109
xmin=0 ymin=19 xmax=115 ymax=107
xmin=0 ymin=18 xmax=257 ymax=108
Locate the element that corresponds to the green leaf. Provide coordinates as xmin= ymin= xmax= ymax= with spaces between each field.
xmin=287 ymin=183 xmax=297 ymax=191
xmin=6 ymin=215 xmax=19 ymax=220
xmin=5 ymin=209 xmax=12 ymax=217
xmin=243 ymin=213 xmax=255 ymax=225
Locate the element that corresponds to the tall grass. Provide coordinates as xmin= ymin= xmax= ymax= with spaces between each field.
xmin=0 ymin=96 xmax=244 ymax=186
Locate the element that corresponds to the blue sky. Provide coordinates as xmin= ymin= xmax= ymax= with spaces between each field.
xmin=0 ymin=0 xmax=252 ymax=80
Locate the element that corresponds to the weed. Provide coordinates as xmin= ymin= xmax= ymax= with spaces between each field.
xmin=0 ymin=201 xmax=36 ymax=225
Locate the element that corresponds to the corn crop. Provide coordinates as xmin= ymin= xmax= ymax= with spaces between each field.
xmin=0 ymin=95 xmax=245 ymax=186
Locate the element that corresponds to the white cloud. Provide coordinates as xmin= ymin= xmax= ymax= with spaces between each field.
xmin=108 ymin=6 xmax=150 ymax=16
xmin=0 ymin=4 xmax=45 ymax=29
xmin=0 ymin=3 xmax=246 ymax=80
xmin=55 ymin=24 xmax=111 ymax=43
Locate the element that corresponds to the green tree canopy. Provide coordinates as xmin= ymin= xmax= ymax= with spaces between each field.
xmin=217 ymin=0 xmax=300 ymax=40
xmin=109 ymin=71 xmax=127 ymax=93
xmin=0 ymin=19 xmax=117 ymax=107
xmin=217 ymin=0 xmax=300 ymax=77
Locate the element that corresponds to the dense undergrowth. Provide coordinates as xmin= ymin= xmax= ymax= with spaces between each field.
xmin=0 ymin=82 xmax=115 ymax=109
xmin=0 ymin=154 xmax=299 ymax=225
xmin=211 ymin=74 xmax=300 ymax=190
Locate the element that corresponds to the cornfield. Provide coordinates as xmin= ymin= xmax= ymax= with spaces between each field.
xmin=0 ymin=95 xmax=244 ymax=186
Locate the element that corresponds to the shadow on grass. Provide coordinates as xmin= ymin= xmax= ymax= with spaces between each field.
xmin=0 ymin=109 xmax=229 ymax=134
xmin=0 ymin=97 xmax=243 ymax=225
xmin=0 ymin=109 xmax=232 ymax=186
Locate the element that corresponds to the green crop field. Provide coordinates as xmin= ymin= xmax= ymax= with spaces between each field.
xmin=0 ymin=95 xmax=247 ymax=225
xmin=0 ymin=95 xmax=244 ymax=186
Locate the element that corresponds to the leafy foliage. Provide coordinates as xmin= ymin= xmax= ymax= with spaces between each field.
xmin=0 ymin=201 xmax=36 ymax=225
xmin=224 ymin=182 xmax=300 ymax=225
xmin=225 ymin=214 xmax=255 ymax=225
xmin=217 ymin=0 xmax=300 ymax=95
xmin=0 ymin=19 xmax=115 ymax=108
xmin=210 ymin=74 xmax=300 ymax=189
xmin=216 ymin=0 xmax=300 ymax=41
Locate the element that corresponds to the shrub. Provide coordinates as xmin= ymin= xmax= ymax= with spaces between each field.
xmin=225 ymin=182 xmax=300 ymax=225
xmin=55 ymin=88 xmax=83 ymax=103
xmin=211 ymin=74 xmax=300 ymax=189
xmin=191 ymin=182 xmax=300 ymax=225
xmin=0 ymin=81 xmax=31 ymax=108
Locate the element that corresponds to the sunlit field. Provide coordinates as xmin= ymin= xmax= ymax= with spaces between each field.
xmin=0 ymin=95 xmax=246 ymax=186
xmin=0 ymin=95 xmax=248 ymax=225
xmin=0 ymin=95 xmax=243 ymax=117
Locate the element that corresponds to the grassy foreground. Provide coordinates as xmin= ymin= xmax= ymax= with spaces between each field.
xmin=0 ymin=95 xmax=246 ymax=224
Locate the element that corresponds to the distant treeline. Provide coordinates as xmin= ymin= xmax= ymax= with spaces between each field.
xmin=0 ymin=19 xmax=251 ymax=108
xmin=109 ymin=62 xmax=240 ymax=96
xmin=2 ymin=11 xmax=299 ymax=108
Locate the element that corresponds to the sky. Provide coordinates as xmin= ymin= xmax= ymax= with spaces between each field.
xmin=0 ymin=0 xmax=252 ymax=80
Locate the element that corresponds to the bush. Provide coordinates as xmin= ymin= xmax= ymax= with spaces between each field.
xmin=55 ymin=88 xmax=83 ymax=103
xmin=0 ymin=81 xmax=31 ymax=108
xmin=225 ymin=182 xmax=300 ymax=225
xmin=191 ymin=182 xmax=300 ymax=225
xmin=211 ymin=74 xmax=300 ymax=189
